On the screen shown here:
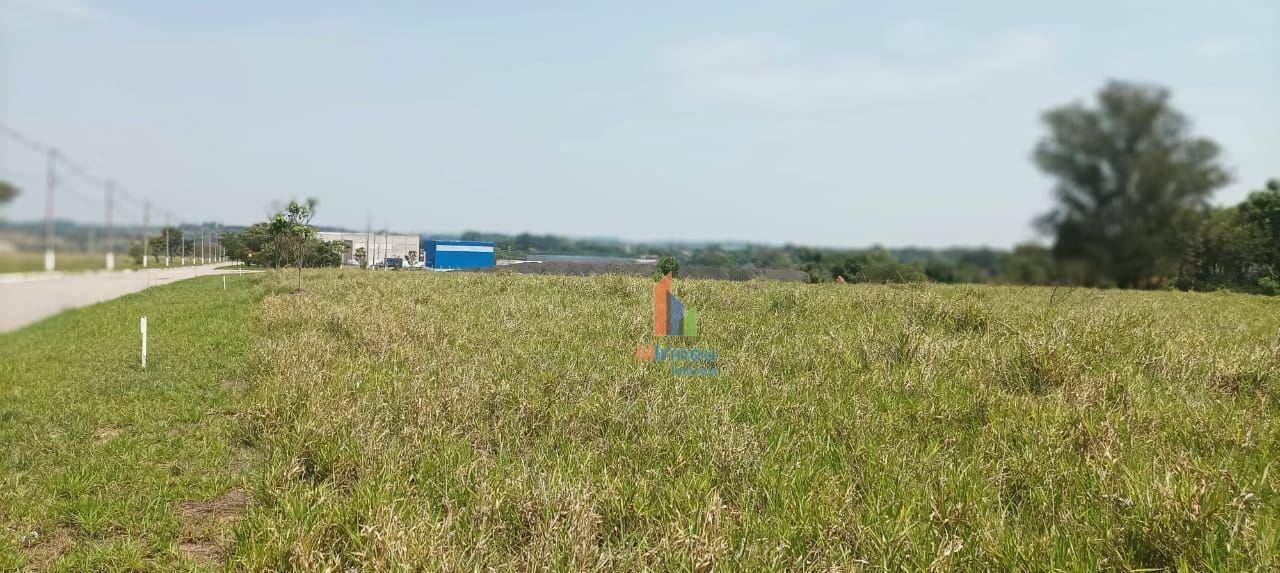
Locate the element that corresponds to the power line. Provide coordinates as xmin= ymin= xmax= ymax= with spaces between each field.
xmin=0 ymin=121 xmax=183 ymax=226
xmin=56 ymin=178 xmax=98 ymax=206
xmin=0 ymin=123 xmax=48 ymax=154
xmin=57 ymin=154 xmax=108 ymax=188
xmin=0 ymin=122 xmax=238 ymax=271
xmin=0 ymin=167 xmax=46 ymax=182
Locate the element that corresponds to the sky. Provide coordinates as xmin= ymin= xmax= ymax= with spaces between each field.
xmin=1 ymin=1 xmax=1277 ymax=248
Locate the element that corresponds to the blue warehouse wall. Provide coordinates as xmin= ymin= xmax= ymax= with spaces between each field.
xmin=426 ymin=240 xmax=495 ymax=269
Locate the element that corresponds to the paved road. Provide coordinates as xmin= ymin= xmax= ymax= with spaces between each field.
xmin=0 ymin=265 xmax=254 ymax=333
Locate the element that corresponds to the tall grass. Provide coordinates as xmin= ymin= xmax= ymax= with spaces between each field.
xmin=231 ymin=271 xmax=1280 ymax=570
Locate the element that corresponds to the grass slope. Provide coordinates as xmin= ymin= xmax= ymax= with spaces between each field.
xmin=234 ymin=271 xmax=1280 ymax=570
xmin=0 ymin=275 xmax=262 ymax=571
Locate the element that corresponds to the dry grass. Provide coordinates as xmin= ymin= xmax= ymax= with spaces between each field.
xmin=224 ymin=270 xmax=1280 ymax=570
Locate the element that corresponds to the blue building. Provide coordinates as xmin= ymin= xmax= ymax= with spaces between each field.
xmin=424 ymin=240 xmax=496 ymax=269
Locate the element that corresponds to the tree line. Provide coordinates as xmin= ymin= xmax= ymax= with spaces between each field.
xmin=463 ymin=81 xmax=1275 ymax=294
xmin=1034 ymin=80 xmax=1276 ymax=294
xmin=218 ymin=199 xmax=342 ymax=269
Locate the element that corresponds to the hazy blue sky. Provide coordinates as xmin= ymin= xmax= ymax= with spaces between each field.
xmin=1 ymin=1 xmax=1276 ymax=248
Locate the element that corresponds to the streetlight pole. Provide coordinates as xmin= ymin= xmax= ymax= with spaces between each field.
xmin=105 ymin=181 xmax=115 ymax=271
xmin=141 ymin=200 xmax=150 ymax=268
xmin=43 ymin=148 xmax=57 ymax=271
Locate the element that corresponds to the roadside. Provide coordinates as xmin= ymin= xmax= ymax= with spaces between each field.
xmin=0 ymin=275 xmax=264 ymax=570
xmin=0 ymin=251 xmax=145 ymax=274
xmin=0 ymin=264 xmax=257 ymax=333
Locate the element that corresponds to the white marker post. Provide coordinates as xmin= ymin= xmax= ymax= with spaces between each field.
xmin=223 ymin=275 xmax=227 ymax=290
xmin=140 ymin=316 xmax=148 ymax=369
xmin=140 ymin=315 xmax=148 ymax=368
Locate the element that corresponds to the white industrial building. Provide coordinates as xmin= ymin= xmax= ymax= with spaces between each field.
xmin=317 ymin=231 xmax=420 ymax=267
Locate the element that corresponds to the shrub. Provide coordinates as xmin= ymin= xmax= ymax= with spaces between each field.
xmin=1259 ymin=276 xmax=1280 ymax=296
xmin=657 ymin=255 xmax=679 ymax=277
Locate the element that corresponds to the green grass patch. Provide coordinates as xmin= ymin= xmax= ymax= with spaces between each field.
xmin=0 ymin=274 xmax=264 ymax=571
xmin=232 ymin=270 xmax=1280 ymax=570
xmin=0 ymin=251 xmax=212 ymax=274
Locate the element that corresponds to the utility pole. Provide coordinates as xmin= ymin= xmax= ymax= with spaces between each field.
xmin=141 ymin=201 xmax=150 ymax=268
xmin=105 ymin=181 xmax=114 ymax=270
xmin=43 ymin=148 xmax=56 ymax=271
xmin=364 ymin=214 xmax=371 ymax=270
xmin=164 ymin=215 xmax=171 ymax=266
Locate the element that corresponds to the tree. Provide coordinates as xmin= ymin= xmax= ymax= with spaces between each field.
xmin=146 ymin=227 xmax=193 ymax=261
xmin=657 ymin=255 xmax=679 ymax=277
xmin=690 ymin=247 xmax=732 ymax=267
xmin=0 ymin=180 xmax=18 ymax=204
xmin=1034 ymin=81 xmax=1230 ymax=288
xmin=853 ymin=250 xmax=928 ymax=283
xmin=1176 ymin=178 xmax=1280 ymax=293
xmin=998 ymin=244 xmax=1057 ymax=285
xmin=220 ymin=221 xmax=339 ymax=270
xmin=0 ymin=180 xmax=17 ymax=222
xmin=219 ymin=224 xmax=272 ymax=266
xmin=219 ymin=232 xmax=248 ymax=262
xmin=1238 ymin=178 xmax=1280 ymax=275
xmin=265 ymin=199 xmax=321 ymax=289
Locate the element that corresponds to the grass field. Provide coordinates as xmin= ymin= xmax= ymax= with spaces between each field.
xmin=0 ymin=275 xmax=263 ymax=571
xmin=3 ymin=270 xmax=1280 ymax=570
xmin=0 ymin=252 xmax=212 ymax=274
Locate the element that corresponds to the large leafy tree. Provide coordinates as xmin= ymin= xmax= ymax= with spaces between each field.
xmin=1034 ymin=81 xmax=1230 ymax=288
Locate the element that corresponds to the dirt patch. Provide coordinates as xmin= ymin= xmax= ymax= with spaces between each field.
xmin=95 ymin=427 xmax=121 ymax=444
xmin=177 ymin=488 xmax=248 ymax=566
xmin=181 ymin=488 xmax=247 ymax=521
xmin=178 ymin=538 xmax=225 ymax=566
xmin=21 ymin=527 xmax=76 ymax=569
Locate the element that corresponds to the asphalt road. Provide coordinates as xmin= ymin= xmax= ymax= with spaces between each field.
xmin=0 ymin=264 xmax=252 ymax=333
